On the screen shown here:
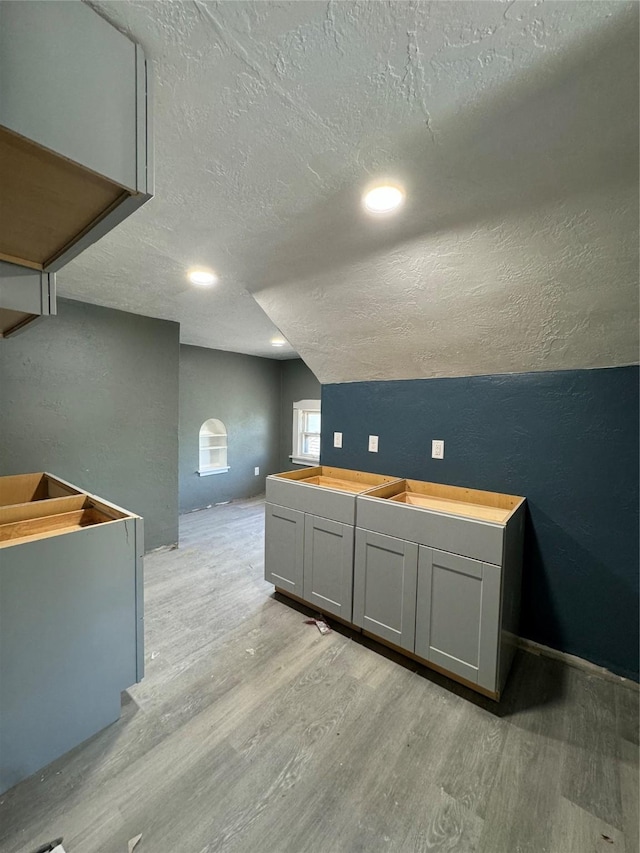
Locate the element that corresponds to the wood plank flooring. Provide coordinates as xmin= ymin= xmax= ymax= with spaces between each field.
xmin=1 ymin=497 xmax=637 ymax=853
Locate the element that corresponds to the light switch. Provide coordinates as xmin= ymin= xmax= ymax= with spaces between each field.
xmin=254 ymin=467 xmax=260 ymax=475
xmin=368 ymin=435 xmax=379 ymax=453
xmin=432 ymin=440 xmax=444 ymax=460
xmin=334 ymin=432 xmax=343 ymax=448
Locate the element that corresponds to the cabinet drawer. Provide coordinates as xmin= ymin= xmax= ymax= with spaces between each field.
xmin=356 ymin=495 xmax=504 ymax=565
xmin=266 ymin=477 xmax=356 ymax=524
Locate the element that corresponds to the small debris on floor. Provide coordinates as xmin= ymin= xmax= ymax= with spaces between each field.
xmin=245 ymin=648 xmax=256 ymax=655
xmin=601 ymin=836 xmax=614 ymax=844
xmin=305 ymin=617 xmax=331 ymax=635
xmin=30 ymin=840 xmax=65 ymax=853
xmin=128 ymin=834 xmax=143 ymax=852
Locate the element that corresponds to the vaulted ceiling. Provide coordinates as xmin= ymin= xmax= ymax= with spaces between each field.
xmin=59 ymin=0 xmax=638 ymax=381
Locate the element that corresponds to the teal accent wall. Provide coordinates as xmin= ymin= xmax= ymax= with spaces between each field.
xmin=321 ymin=366 xmax=639 ymax=680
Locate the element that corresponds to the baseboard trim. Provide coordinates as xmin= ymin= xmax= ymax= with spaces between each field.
xmin=516 ymin=637 xmax=639 ymax=690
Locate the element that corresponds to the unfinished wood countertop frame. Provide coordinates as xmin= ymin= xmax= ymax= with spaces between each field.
xmin=268 ymin=466 xmax=401 ymax=495
xmin=0 ymin=472 xmax=139 ymax=548
xmin=363 ymin=478 xmax=525 ymax=525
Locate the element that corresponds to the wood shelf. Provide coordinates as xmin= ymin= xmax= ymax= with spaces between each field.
xmin=0 ymin=507 xmax=116 ymax=548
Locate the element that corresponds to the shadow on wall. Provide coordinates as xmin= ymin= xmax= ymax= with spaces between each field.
xmin=523 ymin=505 xmax=639 ymax=681
xmin=243 ymin=6 xmax=638 ymax=295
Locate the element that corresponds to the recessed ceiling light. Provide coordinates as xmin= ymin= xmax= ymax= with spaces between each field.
xmin=362 ymin=184 xmax=405 ymax=216
xmin=188 ymin=269 xmax=218 ymax=286
xmin=271 ymin=338 xmax=286 ymax=347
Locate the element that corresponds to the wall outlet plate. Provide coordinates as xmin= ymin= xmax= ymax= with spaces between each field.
xmin=432 ymin=439 xmax=444 ymax=459
xmin=254 ymin=467 xmax=260 ymax=475
xmin=333 ymin=432 xmax=343 ymax=448
xmin=368 ymin=435 xmax=379 ymax=453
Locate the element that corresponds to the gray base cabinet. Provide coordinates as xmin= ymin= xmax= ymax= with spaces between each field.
xmin=264 ymin=467 xmax=400 ymax=621
xmin=265 ymin=471 xmax=525 ymax=700
xmin=353 ymin=530 xmax=417 ymax=651
xmin=353 ymin=479 xmax=526 ymax=699
xmin=0 ymin=473 xmax=144 ymax=794
xmin=354 ymin=534 xmax=505 ymax=693
xmin=264 ymin=500 xmax=356 ymax=620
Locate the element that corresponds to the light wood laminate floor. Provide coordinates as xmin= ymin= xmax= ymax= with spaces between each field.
xmin=1 ymin=498 xmax=638 ymax=853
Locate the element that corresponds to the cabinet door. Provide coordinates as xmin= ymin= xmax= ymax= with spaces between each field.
xmin=264 ymin=503 xmax=304 ymax=597
xmin=303 ymin=515 xmax=354 ymax=620
xmin=416 ymin=548 xmax=501 ymax=691
xmin=353 ymin=529 xmax=418 ymax=651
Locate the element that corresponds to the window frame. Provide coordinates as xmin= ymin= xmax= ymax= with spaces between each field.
xmin=290 ymin=399 xmax=321 ymax=466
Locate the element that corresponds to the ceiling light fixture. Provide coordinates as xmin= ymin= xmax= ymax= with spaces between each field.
xmin=362 ymin=184 xmax=405 ymax=216
xmin=188 ymin=269 xmax=218 ymax=286
xmin=271 ymin=338 xmax=286 ymax=347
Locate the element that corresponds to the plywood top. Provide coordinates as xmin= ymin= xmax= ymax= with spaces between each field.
xmin=0 ymin=494 xmax=88 ymax=526
xmin=301 ymin=475 xmax=365 ymax=494
xmin=0 ymin=473 xmax=47 ymax=506
xmin=364 ymin=478 xmax=525 ymax=523
xmin=0 ymin=472 xmax=137 ymax=534
xmin=388 ymin=491 xmax=513 ymax=523
xmin=0 ymin=472 xmax=82 ymax=507
xmin=0 ymin=307 xmax=35 ymax=338
xmin=0 ymin=508 xmax=118 ymax=548
xmin=0 ymin=126 xmax=130 ymax=269
xmin=271 ymin=467 xmax=399 ymax=492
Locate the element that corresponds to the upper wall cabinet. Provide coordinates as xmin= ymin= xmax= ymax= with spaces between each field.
xmin=0 ymin=260 xmax=55 ymax=338
xmin=0 ymin=0 xmax=153 ymax=273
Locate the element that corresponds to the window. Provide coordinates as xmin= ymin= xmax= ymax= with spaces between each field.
xmin=198 ymin=418 xmax=229 ymax=476
xmin=291 ymin=400 xmax=321 ymax=465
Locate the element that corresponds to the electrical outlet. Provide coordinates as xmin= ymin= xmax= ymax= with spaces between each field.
xmin=333 ymin=432 xmax=343 ymax=448
xmin=254 ymin=467 xmax=260 ymax=476
xmin=432 ymin=440 xmax=444 ymax=460
xmin=368 ymin=435 xmax=379 ymax=453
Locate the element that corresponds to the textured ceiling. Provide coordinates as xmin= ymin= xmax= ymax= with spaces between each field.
xmin=59 ymin=0 xmax=638 ymax=379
